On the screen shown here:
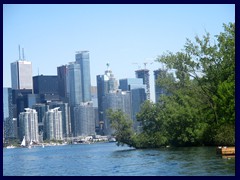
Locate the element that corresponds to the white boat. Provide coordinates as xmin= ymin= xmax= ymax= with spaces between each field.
xmin=42 ymin=144 xmax=45 ymax=148
xmin=6 ymin=145 xmax=16 ymax=149
xmin=28 ymin=139 xmax=33 ymax=149
xmin=21 ymin=136 xmax=26 ymax=147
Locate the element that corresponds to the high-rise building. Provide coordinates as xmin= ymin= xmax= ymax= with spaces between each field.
xmin=3 ymin=87 xmax=16 ymax=139
xmin=57 ymin=65 xmax=68 ymax=102
xmin=119 ymin=78 xmax=146 ymax=91
xmin=19 ymin=108 xmax=39 ymax=143
xmin=135 ymin=69 xmax=150 ymax=100
xmin=74 ymin=102 xmax=95 ymax=136
xmin=91 ymin=86 xmax=98 ymax=107
xmin=11 ymin=89 xmax=33 ymax=138
xmin=102 ymin=90 xmax=131 ymax=135
xmin=11 ymin=60 xmax=33 ymax=90
xmin=67 ymin=62 xmax=82 ymax=106
xmin=32 ymin=103 xmax=48 ymax=139
xmin=154 ymin=69 xmax=168 ymax=102
xmin=49 ymin=101 xmax=71 ymax=138
xmin=33 ymin=75 xmax=59 ymax=102
xmin=97 ymin=64 xmax=118 ymax=130
xmin=33 ymin=75 xmax=58 ymax=94
xmin=75 ymin=51 xmax=91 ymax=102
xmin=131 ymin=88 xmax=146 ymax=131
xmin=45 ymin=107 xmax=63 ymax=140
xmin=119 ymin=78 xmax=147 ymax=131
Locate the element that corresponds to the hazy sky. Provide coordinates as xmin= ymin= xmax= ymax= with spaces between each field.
xmin=3 ymin=4 xmax=235 ymax=102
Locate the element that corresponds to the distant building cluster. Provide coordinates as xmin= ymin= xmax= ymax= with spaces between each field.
xmin=3 ymin=47 xmax=168 ymax=143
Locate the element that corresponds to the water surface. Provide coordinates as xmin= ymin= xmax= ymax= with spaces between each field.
xmin=3 ymin=143 xmax=235 ymax=176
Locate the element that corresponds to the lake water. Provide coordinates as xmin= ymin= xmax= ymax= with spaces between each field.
xmin=3 ymin=142 xmax=235 ymax=176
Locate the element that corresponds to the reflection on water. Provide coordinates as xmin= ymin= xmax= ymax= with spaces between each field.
xmin=3 ymin=143 xmax=235 ymax=176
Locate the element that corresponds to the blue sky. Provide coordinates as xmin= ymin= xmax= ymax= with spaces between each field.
xmin=3 ymin=4 xmax=235 ymax=102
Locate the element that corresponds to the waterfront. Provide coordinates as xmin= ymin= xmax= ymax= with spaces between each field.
xmin=3 ymin=142 xmax=235 ymax=176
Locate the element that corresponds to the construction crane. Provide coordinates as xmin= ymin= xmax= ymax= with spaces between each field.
xmin=132 ymin=62 xmax=153 ymax=70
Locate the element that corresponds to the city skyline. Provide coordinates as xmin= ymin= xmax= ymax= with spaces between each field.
xmin=3 ymin=4 xmax=234 ymax=102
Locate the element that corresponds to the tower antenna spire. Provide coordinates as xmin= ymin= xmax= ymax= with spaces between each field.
xmin=22 ymin=48 xmax=25 ymax=60
xmin=18 ymin=45 xmax=21 ymax=60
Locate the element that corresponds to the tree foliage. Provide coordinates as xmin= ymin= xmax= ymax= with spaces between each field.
xmin=109 ymin=22 xmax=235 ymax=148
xmin=107 ymin=109 xmax=134 ymax=146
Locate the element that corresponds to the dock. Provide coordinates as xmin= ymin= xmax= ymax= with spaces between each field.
xmin=216 ymin=146 xmax=235 ymax=155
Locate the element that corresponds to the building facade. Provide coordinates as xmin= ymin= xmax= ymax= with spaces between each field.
xmin=19 ymin=108 xmax=39 ymax=143
xmin=74 ymin=102 xmax=95 ymax=136
xmin=96 ymin=65 xmax=118 ymax=132
xmin=154 ymin=69 xmax=168 ymax=102
xmin=49 ymin=101 xmax=71 ymax=138
xmin=45 ymin=107 xmax=63 ymax=140
xmin=67 ymin=62 xmax=82 ymax=106
xmin=135 ymin=69 xmax=150 ymax=100
xmin=119 ymin=78 xmax=147 ymax=131
xmin=57 ymin=65 xmax=68 ymax=102
xmin=32 ymin=103 xmax=48 ymax=139
xmin=3 ymin=87 xmax=16 ymax=139
xmin=102 ymin=90 xmax=131 ymax=135
xmin=11 ymin=60 xmax=33 ymax=90
xmin=75 ymin=51 xmax=91 ymax=102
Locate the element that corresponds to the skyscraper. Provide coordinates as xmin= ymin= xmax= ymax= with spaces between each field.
xmin=135 ymin=69 xmax=150 ymax=100
xmin=32 ymin=103 xmax=48 ymax=139
xmin=67 ymin=62 xmax=82 ymax=106
xmin=49 ymin=101 xmax=71 ymax=138
xmin=57 ymin=65 xmax=68 ymax=102
xmin=11 ymin=60 xmax=33 ymax=90
xmin=33 ymin=75 xmax=59 ymax=102
xmin=97 ymin=64 xmax=118 ymax=133
xmin=3 ymin=87 xmax=15 ymax=139
xmin=45 ymin=107 xmax=63 ymax=140
xmin=75 ymin=51 xmax=91 ymax=102
xmin=154 ymin=69 xmax=168 ymax=102
xmin=74 ymin=102 xmax=95 ymax=136
xmin=102 ymin=90 xmax=131 ymax=135
xmin=119 ymin=78 xmax=147 ymax=131
xmin=19 ymin=108 xmax=39 ymax=143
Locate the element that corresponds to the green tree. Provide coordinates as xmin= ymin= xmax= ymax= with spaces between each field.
xmin=156 ymin=22 xmax=235 ymax=146
xmin=107 ymin=109 xmax=134 ymax=146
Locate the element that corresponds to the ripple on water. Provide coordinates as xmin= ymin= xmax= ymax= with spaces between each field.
xmin=3 ymin=144 xmax=235 ymax=176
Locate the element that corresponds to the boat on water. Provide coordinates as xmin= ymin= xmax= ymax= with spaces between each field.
xmin=108 ymin=137 xmax=116 ymax=142
xmin=6 ymin=145 xmax=16 ymax=149
xmin=21 ymin=136 xmax=26 ymax=147
xmin=216 ymin=146 xmax=235 ymax=155
xmin=21 ymin=136 xmax=32 ymax=148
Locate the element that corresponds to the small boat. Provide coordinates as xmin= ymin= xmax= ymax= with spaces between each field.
xmin=216 ymin=146 xmax=235 ymax=155
xmin=21 ymin=136 xmax=26 ymax=147
xmin=42 ymin=144 xmax=45 ymax=148
xmin=6 ymin=145 xmax=16 ymax=149
xmin=108 ymin=137 xmax=116 ymax=142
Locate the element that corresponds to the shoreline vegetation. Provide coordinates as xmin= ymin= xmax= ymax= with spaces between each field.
xmin=108 ymin=22 xmax=235 ymax=149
